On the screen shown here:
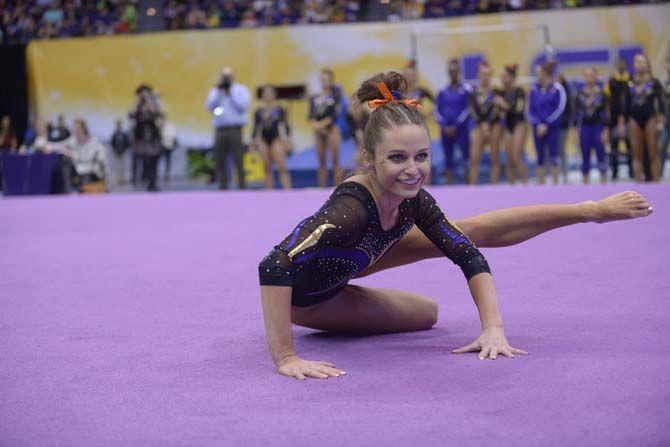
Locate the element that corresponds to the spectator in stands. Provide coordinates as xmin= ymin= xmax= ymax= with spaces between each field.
xmin=110 ymin=119 xmax=131 ymax=187
xmin=2 ymin=0 xmax=660 ymax=43
xmin=130 ymin=84 xmax=164 ymax=191
xmin=0 ymin=115 xmax=18 ymax=152
xmin=42 ymin=1 xmax=64 ymax=25
xmin=240 ymin=8 xmax=259 ymax=27
xmin=220 ymin=1 xmax=241 ymax=28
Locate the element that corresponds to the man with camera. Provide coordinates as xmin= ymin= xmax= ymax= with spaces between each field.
xmin=206 ymin=67 xmax=251 ymax=190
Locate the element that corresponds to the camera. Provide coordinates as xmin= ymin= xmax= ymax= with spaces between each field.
xmin=218 ymin=75 xmax=232 ymax=90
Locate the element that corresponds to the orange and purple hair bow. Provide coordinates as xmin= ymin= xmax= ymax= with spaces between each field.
xmin=368 ymin=82 xmax=422 ymax=110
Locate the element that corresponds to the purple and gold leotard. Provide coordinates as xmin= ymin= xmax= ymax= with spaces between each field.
xmin=259 ymin=182 xmax=491 ymax=307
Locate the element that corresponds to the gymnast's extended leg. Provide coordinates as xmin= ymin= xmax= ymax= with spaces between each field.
xmin=358 ymin=191 xmax=653 ymax=277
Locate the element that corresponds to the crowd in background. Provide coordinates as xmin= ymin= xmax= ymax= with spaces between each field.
xmin=2 ymin=0 xmax=666 ymax=45
xmin=387 ymin=0 xmax=664 ymax=21
xmin=1 ymin=0 xmax=139 ymax=44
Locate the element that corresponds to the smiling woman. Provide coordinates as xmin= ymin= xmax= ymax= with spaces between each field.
xmin=258 ymin=71 xmax=653 ymax=381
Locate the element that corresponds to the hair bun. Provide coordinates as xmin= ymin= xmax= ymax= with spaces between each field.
xmin=356 ymin=71 xmax=408 ymax=104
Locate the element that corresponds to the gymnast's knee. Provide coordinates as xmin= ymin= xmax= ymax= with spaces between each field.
xmin=420 ymin=300 xmax=439 ymax=329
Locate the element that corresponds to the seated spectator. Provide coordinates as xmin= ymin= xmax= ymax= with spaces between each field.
xmin=0 ymin=115 xmax=18 ymax=152
xmin=22 ymin=118 xmax=37 ymax=150
xmin=62 ymin=119 xmax=110 ymax=191
xmin=48 ymin=114 xmax=70 ymax=143
xmin=31 ymin=118 xmax=62 ymax=153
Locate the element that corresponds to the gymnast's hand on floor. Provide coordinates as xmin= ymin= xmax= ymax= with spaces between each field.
xmin=451 ymin=325 xmax=529 ymax=360
xmin=277 ymin=356 xmax=347 ymax=380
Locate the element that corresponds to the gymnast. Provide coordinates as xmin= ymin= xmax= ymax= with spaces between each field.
xmin=258 ymin=72 xmax=653 ymax=381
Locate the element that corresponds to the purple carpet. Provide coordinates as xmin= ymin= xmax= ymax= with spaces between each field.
xmin=1 ymin=184 xmax=669 ymax=447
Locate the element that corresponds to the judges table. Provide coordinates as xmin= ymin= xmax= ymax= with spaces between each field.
xmin=1 ymin=153 xmax=62 ymax=196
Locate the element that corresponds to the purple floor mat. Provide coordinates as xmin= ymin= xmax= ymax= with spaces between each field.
xmin=1 ymin=184 xmax=669 ymax=447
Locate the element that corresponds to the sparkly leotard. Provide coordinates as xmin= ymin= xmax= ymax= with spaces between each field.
xmin=470 ymin=86 xmax=501 ymax=124
xmin=625 ymin=78 xmax=666 ymax=128
xmin=258 ymin=181 xmax=491 ymax=307
xmin=498 ymin=87 xmax=526 ymax=132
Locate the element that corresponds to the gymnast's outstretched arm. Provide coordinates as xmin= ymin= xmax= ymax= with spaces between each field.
xmin=358 ymin=191 xmax=652 ymax=277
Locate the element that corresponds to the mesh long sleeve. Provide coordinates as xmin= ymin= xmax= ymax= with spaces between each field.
xmin=412 ymin=189 xmax=491 ymax=280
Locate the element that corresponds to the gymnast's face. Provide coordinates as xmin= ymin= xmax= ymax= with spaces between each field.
xmin=321 ymin=71 xmax=333 ymax=90
xmin=501 ymin=69 xmax=513 ymax=87
xmin=583 ymin=68 xmax=597 ymax=86
xmin=261 ymin=86 xmax=276 ymax=103
xmin=633 ymin=54 xmax=649 ymax=75
xmin=369 ymin=124 xmax=431 ymax=200
xmin=448 ymin=62 xmax=460 ymax=83
xmin=478 ymin=64 xmax=492 ymax=86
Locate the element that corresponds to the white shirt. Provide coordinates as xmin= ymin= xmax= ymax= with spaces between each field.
xmin=205 ymin=83 xmax=251 ymax=127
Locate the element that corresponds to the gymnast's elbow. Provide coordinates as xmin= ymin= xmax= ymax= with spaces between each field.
xmin=460 ymin=253 xmax=492 ymax=281
xmin=258 ymin=251 xmax=294 ymax=288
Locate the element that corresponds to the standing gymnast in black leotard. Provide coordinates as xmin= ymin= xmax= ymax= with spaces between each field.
xmin=259 ymin=71 xmax=653 ymax=381
xmin=403 ymin=60 xmax=435 ymax=111
xmin=253 ymin=85 xmax=291 ymax=189
xmin=309 ymin=68 xmax=343 ymax=187
xmin=626 ymin=53 xmax=666 ymax=182
xmin=469 ymin=61 xmax=503 ymax=184
xmin=495 ymin=63 xmax=529 ymax=184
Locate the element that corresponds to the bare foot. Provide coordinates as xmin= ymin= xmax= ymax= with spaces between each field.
xmin=583 ymin=191 xmax=654 ymax=224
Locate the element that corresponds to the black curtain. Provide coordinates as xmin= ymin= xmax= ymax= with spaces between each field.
xmin=0 ymin=44 xmax=28 ymax=146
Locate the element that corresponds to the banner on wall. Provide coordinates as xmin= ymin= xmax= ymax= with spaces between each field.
xmin=27 ymin=4 xmax=670 ymax=151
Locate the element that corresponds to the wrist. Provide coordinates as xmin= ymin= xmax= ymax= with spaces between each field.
xmin=275 ymin=352 xmax=298 ymax=367
xmin=482 ymin=321 xmax=504 ymax=330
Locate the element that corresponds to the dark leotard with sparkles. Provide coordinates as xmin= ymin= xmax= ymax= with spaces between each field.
xmin=626 ymin=78 xmax=666 ymax=128
xmin=308 ymin=86 xmax=343 ymax=130
xmin=576 ymin=86 xmax=610 ymax=126
xmin=470 ymin=87 xmax=502 ymax=125
xmin=498 ymin=87 xmax=526 ymax=132
xmin=259 ymin=182 xmax=491 ymax=307
xmin=253 ymin=105 xmax=288 ymax=145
